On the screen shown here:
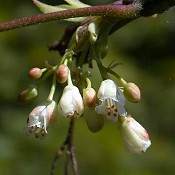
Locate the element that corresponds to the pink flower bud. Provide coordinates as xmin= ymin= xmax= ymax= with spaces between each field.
xmin=123 ymin=82 xmax=141 ymax=103
xmin=56 ymin=65 xmax=69 ymax=83
xmin=18 ymin=86 xmax=38 ymax=103
xmin=28 ymin=67 xmax=43 ymax=79
xmin=83 ymin=87 xmax=97 ymax=107
xmin=120 ymin=116 xmax=151 ymax=155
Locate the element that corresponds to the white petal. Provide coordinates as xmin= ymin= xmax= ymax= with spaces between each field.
xmin=120 ymin=117 xmax=151 ymax=154
xmin=58 ymin=85 xmax=84 ymax=118
xmin=97 ymin=79 xmax=117 ymax=100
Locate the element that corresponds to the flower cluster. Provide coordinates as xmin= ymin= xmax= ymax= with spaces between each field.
xmin=18 ymin=0 xmax=151 ymax=155
xmin=20 ymin=61 xmax=151 ymax=154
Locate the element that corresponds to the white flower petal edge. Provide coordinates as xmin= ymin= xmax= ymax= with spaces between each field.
xmin=120 ymin=116 xmax=151 ymax=155
xmin=58 ymin=85 xmax=84 ymax=118
xmin=95 ymin=79 xmax=127 ymax=122
xmin=25 ymin=100 xmax=56 ymax=138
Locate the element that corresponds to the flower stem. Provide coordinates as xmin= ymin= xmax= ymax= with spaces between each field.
xmin=86 ymin=78 xmax=92 ymax=89
xmin=96 ymin=58 xmax=109 ymax=80
xmin=47 ymin=73 xmax=56 ymax=101
xmin=67 ymin=71 xmax=73 ymax=86
xmin=37 ymin=67 xmax=56 ymax=87
xmin=50 ymin=119 xmax=77 ymax=175
xmin=0 ymin=3 xmax=142 ymax=32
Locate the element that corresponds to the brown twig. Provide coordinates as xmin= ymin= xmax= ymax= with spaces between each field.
xmin=50 ymin=143 xmax=66 ymax=175
xmin=50 ymin=119 xmax=78 ymax=175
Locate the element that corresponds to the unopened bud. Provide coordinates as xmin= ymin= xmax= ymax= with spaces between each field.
xmin=123 ymin=83 xmax=141 ymax=103
xmin=83 ymin=87 xmax=97 ymax=107
xmin=28 ymin=67 xmax=43 ymax=79
xmin=18 ymin=86 xmax=38 ymax=103
xmin=56 ymin=64 xmax=69 ymax=83
xmin=120 ymin=115 xmax=151 ymax=155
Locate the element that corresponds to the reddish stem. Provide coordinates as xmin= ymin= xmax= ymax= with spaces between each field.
xmin=0 ymin=3 xmax=142 ymax=32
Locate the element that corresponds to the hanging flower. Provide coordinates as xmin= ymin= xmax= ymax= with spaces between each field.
xmin=58 ymin=71 xmax=84 ymax=118
xmin=25 ymin=100 xmax=56 ymax=138
xmin=120 ymin=115 xmax=151 ymax=155
xmin=95 ymin=79 xmax=127 ymax=122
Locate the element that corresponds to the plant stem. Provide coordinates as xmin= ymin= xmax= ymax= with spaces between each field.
xmin=0 ymin=3 xmax=142 ymax=32
xmin=47 ymin=73 xmax=56 ymax=101
xmin=50 ymin=119 xmax=78 ymax=175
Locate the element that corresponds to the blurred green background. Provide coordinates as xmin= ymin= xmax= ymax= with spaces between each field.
xmin=0 ymin=0 xmax=175 ymax=175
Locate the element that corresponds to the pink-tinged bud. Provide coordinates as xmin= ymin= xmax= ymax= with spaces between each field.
xmin=25 ymin=100 xmax=56 ymax=138
xmin=120 ymin=116 xmax=151 ymax=155
xmin=84 ymin=107 xmax=104 ymax=133
xmin=18 ymin=86 xmax=38 ymax=103
xmin=28 ymin=67 xmax=43 ymax=79
xmin=56 ymin=65 xmax=69 ymax=83
xmin=83 ymin=87 xmax=97 ymax=107
xmin=123 ymin=83 xmax=141 ymax=103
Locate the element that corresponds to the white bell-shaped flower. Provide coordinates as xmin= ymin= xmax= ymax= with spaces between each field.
xmin=120 ymin=116 xmax=151 ymax=155
xmin=95 ymin=79 xmax=126 ymax=122
xmin=58 ymin=71 xmax=84 ymax=118
xmin=25 ymin=100 xmax=56 ymax=138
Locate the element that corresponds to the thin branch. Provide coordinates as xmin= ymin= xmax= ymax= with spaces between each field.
xmin=70 ymin=145 xmax=79 ymax=175
xmin=50 ymin=119 xmax=76 ymax=175
xmin=50 ymin=143 xmax=66 ymax=175
xmin=64 ymin=151 xmax=71 ymax=175
xmin=67 ymin=119 xmax=79 ymax=175
xmin=0 ymin=3 xmax=142 ymax=32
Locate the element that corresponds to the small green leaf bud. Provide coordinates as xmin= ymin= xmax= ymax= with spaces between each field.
xmin=18 ymin=86 xmax=38 ymax=103
xmin=56 ymin=64 xmax=69 ymax=83
xmin=83 ymin=87 xmax=97 ymax=107
xmin=28 ymin=67 xmax=43 ymax=79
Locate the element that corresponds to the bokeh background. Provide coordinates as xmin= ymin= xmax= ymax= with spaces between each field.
xmin=0 ymin=0 xmax=175 ymax=175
